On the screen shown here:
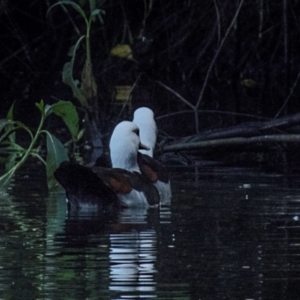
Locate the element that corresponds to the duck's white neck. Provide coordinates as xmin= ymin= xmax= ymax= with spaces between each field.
xmin=133 ymin=108 xmax=157 ymax=158
xmin=110 ymin=139 xmax=140 ymax=172
xmin=109 ymin=121 xmax=142 ymax=173
xmin=139 ymin=148 xmax=154 ymax=157
xmin=111 ymin=151 xmax=140 ymax=172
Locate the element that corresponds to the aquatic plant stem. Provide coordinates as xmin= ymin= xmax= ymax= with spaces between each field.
xmin=0 ymin=110 xmax=46 ymax=187
xmin=86 ymin=20 xmax=91 ymax=64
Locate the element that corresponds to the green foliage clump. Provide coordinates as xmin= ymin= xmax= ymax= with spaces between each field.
xmin=47 ymin=0 xmax=105 ymax=109
xmin=0 ymin=100 xmax=79 ymax=190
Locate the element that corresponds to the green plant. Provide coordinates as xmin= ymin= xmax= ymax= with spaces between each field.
xmin=47 ymin=0 xmax=105 ymax=109
xmin=0 ymin=100 xmax=79 ymax=189
xmin=47 ymin=0 xmax=105 ymax=150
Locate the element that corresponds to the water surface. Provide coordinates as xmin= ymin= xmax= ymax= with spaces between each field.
xmin=1 ymin=165 xmax=300 ymax=299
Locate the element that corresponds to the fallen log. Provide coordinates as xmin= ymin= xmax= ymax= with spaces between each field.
xmin=174 ymin=112 xmax=300 ymax=144
xmin=163 ymin=134 xmax=300 ymax=152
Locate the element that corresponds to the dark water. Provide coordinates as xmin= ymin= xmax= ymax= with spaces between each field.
xmin=1 ymin=164 xmax=300 ymax=299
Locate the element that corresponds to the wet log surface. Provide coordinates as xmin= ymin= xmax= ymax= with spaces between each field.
xmin=162 ymin=112 xmax=300 ymax=153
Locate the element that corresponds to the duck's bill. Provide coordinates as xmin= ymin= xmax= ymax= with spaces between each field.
xmin=139 ymin=142 xmax=150 ymax=150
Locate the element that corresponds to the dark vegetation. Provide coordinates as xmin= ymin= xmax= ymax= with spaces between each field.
xmin=1 ymin=0 xmax=300 ymax=174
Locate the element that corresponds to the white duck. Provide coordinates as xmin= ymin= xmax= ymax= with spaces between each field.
xmin=133 ymin=107 xmax=157 ymax=157
xmin=133 ymin=107 xmax=172 ymax=204
xmin=55 ymin=121 xmax=160 ymax=210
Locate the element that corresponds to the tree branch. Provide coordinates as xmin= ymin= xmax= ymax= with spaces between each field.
xmin=163 ymin=134 xmax=300 ymax=152
xmin=196 ymin=0 xmax=245 ymax=109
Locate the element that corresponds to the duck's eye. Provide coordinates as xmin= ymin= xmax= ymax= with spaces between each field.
xmin=133 ymin=128 xmax=140 ymax=136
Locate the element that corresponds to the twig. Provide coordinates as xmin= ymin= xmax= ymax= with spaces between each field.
xmin=275 ymin=68 xmax=300 ymax=118
xmin=117 ymin=75 xmax=141 ymax=120
xmin=157 ymin=0 xmax=245 ymax=134
xmin=61 ymin=4 xmax=81 ymax=36
xmin=196 ymin=0 xmax=245 ymax=110
xmin=156 ymin=109 xmax=270 ymax=121
xmin=156 ymin=81 xmax=195 ymax=110
xmin=258 ymin=0 xmax=264 ymax=40
xmin=213 ymin=0 xmax=221 ymax=45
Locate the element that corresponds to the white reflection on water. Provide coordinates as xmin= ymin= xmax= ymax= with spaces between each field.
xmin=109 ymin=208 xmax=159 ymax=298
xmin=109 ymin=230 xmax=157 ymax=292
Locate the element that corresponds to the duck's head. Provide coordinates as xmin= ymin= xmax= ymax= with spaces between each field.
xmin=109 ymin=121 xmax=149 ymax=172
xmin=133 ymin=107 xmax=157 ymax=157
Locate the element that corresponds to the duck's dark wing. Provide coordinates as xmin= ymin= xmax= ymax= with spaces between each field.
xmin=54 ymin=161 xmax=119 ymax=208
xmin=137 ymin=153 xmax=169 ymax=183
xmin=92 ymin=167 xmax=132 ymax=194
xmin=127 ymin=170 xmax=160 ymax=206
xmin=92 ymin=167 xmax=160 ymax=206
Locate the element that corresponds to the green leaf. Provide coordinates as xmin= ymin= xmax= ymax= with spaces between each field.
xmin=47 ymin=1 xmax=88 ymax=24
xmin=97 ymin=11 xmax=105 ymax=24
xmin=62 ymin=36 xmax=88 ymax=107
xmin=35 ymin=100 xmax=45 ymax=112
xmin=0 ymin=119 xmax=8 ymax=133
xmin=0 ymin=121 xmax=18 ymax=144
xmin=5 ymin=152 xmax=19 ymax=172
xmin=89 ymin=7 xmax=105 ymax=24
xmin=89 ymin=0 xmax=96 ymax=13
xmin=5 ymin=103 xmax=15 ymax=143
xmin=81 ymin=59 xmax=97 ymax=99
xmin=89 ymin=0 xmax=105 ymax=20
xmin=63 ymin=62 xmax=87 ymax=106
xmin=6 ymin=102 xmax=14 ymax=120
xmin=44 ymin=104 xmax=53 ymax=118
xmin=51 ymin=100 xmax=80 ymax=140
xmin=90 ymin=8 xmax=101 ymax=18
xmin=0 ymin=168 xmax=16 ymax=190
xmin=61 ymin=0 xmax=88 ymax=22
xmin=110 ymin=44 xmax=134 ymax=60
xmin=46 ymin=132 xmax=69 ymax=189
xmin=2 ymin=143 xmax=25 ymax=153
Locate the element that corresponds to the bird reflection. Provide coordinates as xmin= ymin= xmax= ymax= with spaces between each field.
xmin=56 ymin=202 xmax=169 ymax=299
xmin=109 ymin=229 xmax=157 ymax=294
xmin=109 ymin=208 xmax=158 ymax=298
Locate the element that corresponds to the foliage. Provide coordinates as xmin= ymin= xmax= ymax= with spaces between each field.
xmin=110 ymin=44 xmax=134 ymax=60
xmin=0 ymin=100 xmax=79 ymax=189
xmin=47 ymin=0 xmax=105 ymax=109
xmin=2 ymin=0 xmax=300 ymax=137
